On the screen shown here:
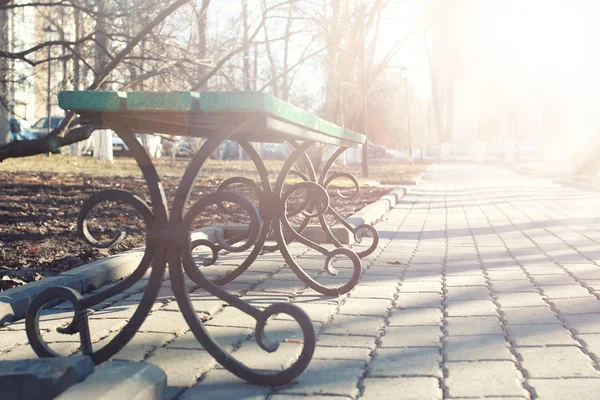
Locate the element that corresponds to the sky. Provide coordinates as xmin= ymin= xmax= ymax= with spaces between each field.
xmin=203 ymin=0 xmax=432 ymax=104
xmin=196 ymin=0 xmax=600 ymax=157
xmin=377 ymin=0 xmax=430 ymax=100
xmin=409 ymin=0 xmax=600 ymax=154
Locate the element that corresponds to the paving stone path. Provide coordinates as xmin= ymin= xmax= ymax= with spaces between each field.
xmin=4 ymin=164 xmax=600 ymax=399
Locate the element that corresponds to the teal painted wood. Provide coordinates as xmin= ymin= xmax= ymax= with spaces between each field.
xmin=127 ymin=91 xmax=200 ymax=111
xmin=58 ymin=91 xmax=365 ymax=144
xmin=58 ymin=91 xmax=127 ymax=111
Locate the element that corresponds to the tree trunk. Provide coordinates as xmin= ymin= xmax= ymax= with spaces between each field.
xmin=323 ymin=0 xmax=341 ymax=122
xmin=242 ymin=0 xmax=251 ymax=91
xmin=59 ymin=6 xmax=68 ymax=91
xmin=281 ymin=2 xmax=293 ymax=101
xmin=443 ymin=79 xmax=454 ymax=143
xmin=575 ymin=142 xmax=600 ymax=176
xmin=73 ymin=8 xmax=80 ymax=90
xmin=424 ymin=33 xmax=446 ymax=148
xmin=253 ymin=43 xmax=258 ymax=91
xmin=70 ymin=7 xmax=82 ymax=156
xmin=93 ymin=0 xmax=113 ymax=161
xmin=315 ymin=0 xmax=344 ymax=172
xmin=0 ymin=7 xmax=9 ymax=146
xmin=261 ymin=2 xmax=279 ymax=96
xmin=93 ymin=130 xmax=113 ymax=161
xmin=196 ymin=0 xmax=210 ymax=85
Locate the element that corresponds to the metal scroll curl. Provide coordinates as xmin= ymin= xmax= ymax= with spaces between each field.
xmin=314 ymin=148 xmax=379 ymax=258
xmin=77 ymin=189 xmax=154 ymax=249
xmin=201 ymin=141 xmax=367 ymax=295
xmin=194 ymin=152 xmax=315 ymax=272
xmin=279 ymin=142 xmax=379 ymax=258
xmin=189 ymin=176 xmax=264 ymax=268
xmin=25 ymin=188 xmax=161 ymax=364
xmin=323 ymin=172 xmax=360 ymax=200
xmin=212 ymin=170 xmax=313 ymax=248
xmin=74 ymin=188 xmax=160 ymax=316
xmin=276 ymin=180 xmax=362 ymax=295
xmin=319 ymin=170 xmax=379 ymax=258
xmin=26 ymin=286 xmax=93 ymax=359
xmin=173 ymin=191 xmax=315 ymax=385
xmin=285 ymin=169 xmax=313 ymax=218
xmin=255 ymin=143 xmax=376 ymax=295
xmin=25 ymin=247 xmax=166 ymax=365
xmin=186 ymin=191 xmax=263 ymax=254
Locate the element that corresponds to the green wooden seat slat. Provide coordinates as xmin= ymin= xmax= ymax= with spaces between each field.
xmin=58 ymin=91 xmax=365 ymax=144
xmin=59 ymin=91 xmax=127 ymax=111
xmin=126 ymin=91 xmax=201 ymax=111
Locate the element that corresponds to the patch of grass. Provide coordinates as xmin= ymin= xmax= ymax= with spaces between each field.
xmin=0 ymin=155 xmax=282 ymax=180
xmin=338 ymin=159 xmax=429 ymax=185
xmin=0 ymin=154 xmax=428 ymax=185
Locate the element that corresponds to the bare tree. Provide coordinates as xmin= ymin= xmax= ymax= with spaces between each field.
xmin=195 ymin=0 xmax=211 ymax=83
xmin=576 ymin=143 xmax=600 ymax=175
xmin=0 ymin=0 xmax=412 ymax=165
xmin=301 ymin=0 xmax=410 ymax=169
xmin=0 ymin=0 xmax=191 ymax=162
xmin=92 ymin=0 xmax=113 ymax=160
xmin=0 ymin=2 xmax=8 ymax=146
xmin=424 ymin=31 xmax=454 ymax=146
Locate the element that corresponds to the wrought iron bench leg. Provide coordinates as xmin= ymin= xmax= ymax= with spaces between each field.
xmin=207 ymin=139 xmax=379 ymax=295
xmin=25 ymin=122 xmax=315 ymax=386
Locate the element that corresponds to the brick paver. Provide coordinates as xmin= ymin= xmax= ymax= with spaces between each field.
xmin=5 ymin=164 xmax=600 ymax=398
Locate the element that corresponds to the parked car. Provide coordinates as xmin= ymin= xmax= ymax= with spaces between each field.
xmin=112 ymin=132 xmax=129 ymax=152
xmin=112 ymin=132 xmax=163 ymax=158
xmin=9 ymin=117 xmax=34 ymax=142
xmin=220 ymin=140 xmax=240 ymax=160
xmin=424 ymin=145 xmax=440 ymax=158
xmin=261 ymin=143 xmax=290 ymax=160
xmin=367 ymin=140 xmax=386 ymax=158
xmin=163 ymin=136 xmax=199 ymax=158
xmin=29 ymin=116 xmax=64 ymax=139
xmin=164 ymin=138 xmax=254 ymax=160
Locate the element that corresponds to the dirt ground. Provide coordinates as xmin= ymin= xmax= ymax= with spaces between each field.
xmin=0 ymin=155 xmax=426 ymax=291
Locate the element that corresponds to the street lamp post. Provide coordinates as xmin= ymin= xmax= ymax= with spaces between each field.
xmin=360 ymin=3 xmax=368 ymax=178
xmin=400 ymin=66 xmax=413 ymax=164
xmin=403 ymin=76 xmax=413 ymax=164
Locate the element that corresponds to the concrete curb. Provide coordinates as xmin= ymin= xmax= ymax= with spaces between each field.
xmin=0 ymin=228 xmax=220 ymax=325
xmin=318 ymin=185 xmax=408 ymax=244
xmin=553 ymin=177 xmax=600 ymax=192
xmin=510 ymin=165 xmax=576 ymax=182
xmin=1 ymin=356 xmax=95 ymax=400
xmin=395 ymin=173 xmax=422 ymax=186
xmin=56 ymin=361 xmax=166 ymax=400
xmin=509 ymin=165 xmax=548 ymax=179
xmin=219 ymin=185 xmax=410 ymax=245
xmin=1 ymin=275 xmax=84 ymax=326
xmin=510 ymin=165 xmax=600 ymax=193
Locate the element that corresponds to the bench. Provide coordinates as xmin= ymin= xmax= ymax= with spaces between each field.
xmin=25 ymin=91 xmax=379 ymax=386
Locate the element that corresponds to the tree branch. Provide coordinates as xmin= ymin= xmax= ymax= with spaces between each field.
xmin=259 ymin=42 xmax=326 ymax=93
xmin=190 ymin=0 xmax=295 ymax=91
xmin=0 ymin=31 xmax=97 ymax=61
xmin=119 ymin=60 xmax=183 ymax=90
xmin=0 ymin=1 xmax=147 ymax=18
xmin=0 ymin=0 xmax=192 ymax=162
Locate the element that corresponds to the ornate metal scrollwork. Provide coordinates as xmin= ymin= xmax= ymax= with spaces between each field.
xmin=315 ymin=146 xmax=380 ymax=258
xmin=25 ymin=115 xmax=381 ymax=386
xmin=25 ymin=125 xmax=316 ymax=386
xmin=77 ymin=189 xmax=155 ymax=249
xmin=192 ymin=139 xmax=380 ymax=295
